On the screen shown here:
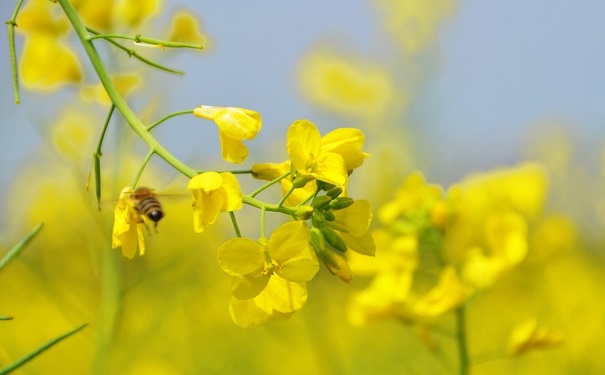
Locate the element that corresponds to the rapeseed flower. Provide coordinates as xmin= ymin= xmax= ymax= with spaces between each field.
xmin=217 ymin=221 xmax=318 ymax=327
xmin=193 ymin=105 xmax=262 ymax=164
xmin=188 ymin=172 xmax=242 ymax=233
xmin=287 ymin=120 xmax=367 ymax=187
xmin=112 ymin=187 xmax=145 ymax=259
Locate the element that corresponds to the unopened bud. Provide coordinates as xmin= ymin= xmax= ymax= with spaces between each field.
xmin=295 ymin=205 xmax=314 ymax=220
xmin=330 ymin=197 xmax=354 ymax=210
xmin=312 ymin=195 xmax=332 ymax=210
xmin=292 ymin=174 xmax=315 ymax=188
xmin=315 ymin=247 xmax=353 ymax=283
xmin=321 ymin=227 xmax=347 ymax=253
xmin=309 ymin=227 xmax=326 ymax=253
xmin=323 ymin=210 xmax=336 ymax=221
xmin=326 ymin=187 xmax=343 ymax=199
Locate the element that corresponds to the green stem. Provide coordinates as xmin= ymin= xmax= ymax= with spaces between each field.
xmin=250 ymin=171 xmax=290 ymax=198
xmin=229 ymin=211 xmax=241 ymax=238
xmin=88 ymin=33 xmax=203 ymax=50
xmin=0 ymin=323 xmax=87 ymax=375
xmin=0 ymin=223 xmax=43 ymax=272
xmin=455 ymin=304 xmax=470 ymax=375
xmin=89 ymin=105 xmax=115 ymax=209
xmin=147 ymin=110 xmax=193 ymax=131
xmin=86 ymin=27 xmax=184 ymax=75
xmin=0 ymin=316 xmax=14 ymax=321
xmin=259 ymin=206 xmax=267 ymax=239
xmin=243 ymin=195 xmax=295 ymax=216
xmin=132 ymin=149 xmax=155 ymax=188
xmin=5 ymin=0 xmax=25 ymax=104
xmin=277 ymin=184 xmax=296 ymax=207
xmin=57 ymin=0 xmax=197 ymax=179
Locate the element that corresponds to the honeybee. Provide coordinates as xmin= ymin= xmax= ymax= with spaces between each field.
xmin=130 ymin=187 xmax=164 ymax=228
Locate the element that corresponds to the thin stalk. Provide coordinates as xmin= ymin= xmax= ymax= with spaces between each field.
xmin=86 ymin=27 xmax=184 ymax=75
xmin=250 ymin=171 xmax=290 ymax=198
xmin=243 ymin=195 xmax=295 ymax=216
xmin=88 ymin=33 xmax=203 ymax=50
xmin=57 ymin=0 xmax=197 ymax=178
xmin=0 ymin=223 xmax=43 ymax=272
xmin=147 ymin=110 xmax=193 ymax=131
xmin=6 ymin=0 xmax=25 ymax=103
xmin=229 ymin=212 xmax=241 ymax=238
xmin=0 ymin=323 xmax=87 ymax=375
xmin=455 ymin=305 xmax=470 ymax=375
xmin=88 ymin=105 xmax=115 ymax=209
xmin=131 ymin=149 xmax=155 ymax=188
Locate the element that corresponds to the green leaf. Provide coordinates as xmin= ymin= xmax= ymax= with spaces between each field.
xmin=0 ymin=223 xmax=44 ymax=272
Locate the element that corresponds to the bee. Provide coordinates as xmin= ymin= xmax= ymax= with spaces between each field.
xmin=130 ymin=187 xmax=164 ymax=228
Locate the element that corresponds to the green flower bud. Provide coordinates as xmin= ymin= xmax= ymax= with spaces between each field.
xmin=323 ymin=220 xmax=348 ymax=233
xmin=315 ymin=246 xmax=353 ymax=283
xmin=295 ymin=205 xmax=314 ymax=220
xmin=330 ymin=196 xmax=355 ymax=210
xmin=321 ymin=227 xmax=347 ymax=253
xmin=309 ymin=227 xmax=326 ymax=253
xmin=326 ymin=186 xmax=343 ymax=199
xmin=323 ymin=210 xmax=336 ymax=221
xmin=311 ymin=195 xmax=332 ymax=210
xmin=292 ymin=174 xmax=315 ymax=188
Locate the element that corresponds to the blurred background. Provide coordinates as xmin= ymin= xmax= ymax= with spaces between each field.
xmin=1 ymin=0 xmax=605 ymax=374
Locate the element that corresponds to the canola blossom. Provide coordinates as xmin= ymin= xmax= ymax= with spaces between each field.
xmin=217 ymin=221 xmax=319 ymax=327
xmin=112 ymin=187 xmax=146 ymax=259
xmin=193 ymin=105 xmax=262 ymax=164
xmin=188 ymin=172 xmax=243 ymax=233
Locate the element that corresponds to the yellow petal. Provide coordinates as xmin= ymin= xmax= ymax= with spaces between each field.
xmin=218 ymin=130 xmax=249 ymax=164
xmin=188 ymin=172 xmax=222 ymax=191
xmin=217 ymin=238 xmax=264 ymax=276
xmin=311 ymin=152 xmax=347 ymax=186
xmin=287 ymin=119 xmax=322 ymax=173
xmin=231 ymin=275 xmax=271 ymax=300
xmin=218 ymin=172 xmax=243 ymax=212
xmin=321 ymin=128 xmax=369 ymax=170
xmin=167 ymin=11 xmax=209 ymax=46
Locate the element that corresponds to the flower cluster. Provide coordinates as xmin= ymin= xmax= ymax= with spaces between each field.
xmin=111 ymin=111 xmax=373 ymax=326
xmin=348 ymin=163 xmax=560 ymax=354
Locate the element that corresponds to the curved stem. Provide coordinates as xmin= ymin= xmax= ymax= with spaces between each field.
xmin=57 ymin=0 xmax=197 ymax=179
xmin=88 ymin=33 xmax=203 ymax=50
xmin=243 ymin=195 xmax=295 ymax=216
xmin=132 ymin=149 xmax=155 ymax=188
xmin=250 ymin=171 xmax=290 ymax=198
xmin=88 ymin=105 xmax=115 ymax=209
xmin=86 ymin=27 xmax=184 ymax=75
xmin=147 ymin=110 xmax=193 ymax=131
xmin=229 ymin=211 xmax=241 ymax=238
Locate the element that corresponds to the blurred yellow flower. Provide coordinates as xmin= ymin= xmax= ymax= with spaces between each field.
xmin=298 ymin=47 xmax=396 ymax=119
xmin=113 ymin=0 xmax=161 ymax=29
xmin=217 ymin=221 xmax=318 ymax=327
xmin=375 ymin=0 xmax=454 ymax=56
xmin=187 ymin=172 xmax=242 ymax=233
xmin=194 ymin=105 xmax=262 ymax=164
xmin=412 ymin=266 xmax=470 ymax=317
xmin=112 ymin=186 xmax=146 ymax=259
xmin=287 ymin=119 xmax=349 ymax=187
xmin=508 ymin=319 xmax=564 ymax=355
xmin=80 ymin=73 xmax=141 ymax=104
xmin=17 ymin=0 xmax=82 ymax=90
xmin=50 ymin=111 xmax=95 ymax=162
xmin=167 ymin=11 xmax=209 ymax=47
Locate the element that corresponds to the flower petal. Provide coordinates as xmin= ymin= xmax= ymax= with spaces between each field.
xmin=217 ymin=237 xmax=264 ymax=276
xmin=231 ymin=274 xmax=270 ymax=299
xmin=287 ymin=119 xmax=321 ymax=173
xmin=218 ymin=130 xmax=249 ymax=164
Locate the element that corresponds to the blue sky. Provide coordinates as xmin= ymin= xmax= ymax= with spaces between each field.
xmin=2 ymin=0 xmax=605 ymax=217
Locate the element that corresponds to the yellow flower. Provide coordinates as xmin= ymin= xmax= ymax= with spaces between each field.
xmin=17 ymin=0 xmax=82 ymax=90
xmin=217 ymin=222 xmax=318 ymax=327
xmin=508 ymin=319 xmax=564 ymax=355
xmin=332 ymin=199 xmax=376 ymax=256
xmin=193 ymin=105 xmax=262 ymax=164
xmin=167 ymin=11 xmax=209 ymax=47
xmin=251 ymin=161 xmax=317 ymax=206
xmin=298 ymin=47 xmax=397 ymax=119
xmin=112 ymin=187 xmax=145 ymax=259
xmin=412 ymin=266 xmax=471 ymax=317
xmin=287 ymin=119 xmax=348 ymax=186
xmin=187 ymin=172 xmax=242 ymax=233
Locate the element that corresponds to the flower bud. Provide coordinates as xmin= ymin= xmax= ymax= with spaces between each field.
xmin=315 ymin=247 xmax=353 ymax=283
xmin=295 ymin=205 xmax=314 ymax=220
xmin=321 ymin=227 xmax=347 ymax=253
xmin=326 ymin=186 xmax=343 ymax=199
xmin=329 ymin=196 xmax=355 ymax=210
xmin=309 ymin=227 xmax=326 ymax=253
xmin=323 ymin=210 xmax=336 ymax=221
xmin=292 ymin=174 xmax=315 ymax=188
xmin=311 ymin=195 xmax=332 ymax=210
